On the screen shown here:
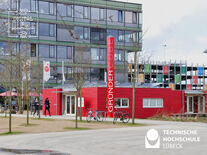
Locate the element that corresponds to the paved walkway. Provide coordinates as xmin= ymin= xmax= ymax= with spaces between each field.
xmin=0 ymin=114 xmax=207 ymax=155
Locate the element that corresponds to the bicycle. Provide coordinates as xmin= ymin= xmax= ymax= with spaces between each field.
xmin=113 ymin=109 xmax=130 ymax=124
xmin=86 ymin=108 xmax=104 ymax=122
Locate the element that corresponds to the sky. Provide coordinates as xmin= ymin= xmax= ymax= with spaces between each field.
xmin=117 ymin=0 xmax=207 ymax=65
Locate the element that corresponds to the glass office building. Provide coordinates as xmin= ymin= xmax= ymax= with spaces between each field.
xmin=0 ymin=0 xmax=142 ymax=86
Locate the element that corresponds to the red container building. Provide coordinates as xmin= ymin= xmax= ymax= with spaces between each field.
xmin=42 ymin=87 xmax=207 ymax=118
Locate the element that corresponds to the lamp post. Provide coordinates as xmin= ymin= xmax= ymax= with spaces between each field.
xmin=203 ymin=49 xmax=207 ymax=53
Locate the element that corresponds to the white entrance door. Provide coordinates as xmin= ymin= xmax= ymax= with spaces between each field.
xmin=66 ymin=96 xmax=76 ymax=115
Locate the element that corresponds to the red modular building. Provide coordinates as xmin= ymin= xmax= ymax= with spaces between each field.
xmin=42 ymin=87 xmax=207 ymax=118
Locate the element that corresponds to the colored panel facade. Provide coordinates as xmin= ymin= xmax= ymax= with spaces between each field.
xmin=175 ymin=75 xmax=181 ymax=84
xmin=138 ymin=74 xmax=144 ymax=83
xmin=193 ymin=76 xmax=198 ymax=84
xmin=181 ymin=66 xmax=187 ymax=74
xmin=198 ymin=67 xmax=204 ymax=76
xmin=157 ymin=74 xmax=163 ymax=83
xmin=163 ymin=66 xmax=169 ymax=74
xmin=187 ymin=85 xmax=192 ymax=90
xmin=169 ymin=84 xmax=175 ymax=90
xmin=145 ymin=64 xmax=150 ymax=74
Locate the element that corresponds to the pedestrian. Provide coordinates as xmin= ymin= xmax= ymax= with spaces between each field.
xmin=44 ymin=98 xmax=51 ymax=116
xmin=33 ymin=98 xmax=39 ymax=117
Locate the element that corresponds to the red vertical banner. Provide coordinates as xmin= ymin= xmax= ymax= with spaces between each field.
xmin=107 ymin=37 xmax=115 ymax=117
xmin=187 ymin=85 xmax=192 ymax=90
xmin=163 ymin=65 xmax=169 ymax=74
xmin=193 ymin=76 xmax=198 ymax=84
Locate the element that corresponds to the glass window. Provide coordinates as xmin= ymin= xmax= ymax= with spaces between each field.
xmin=84 ymin=27 xmax=89 ymax=40
xmin=143 ymin=98 xmax=164 ymax=108
xmin=74 ymin=26 xmax=84 ymax=40
xmin=157 ymin=99 xmax=163 ymax=107
xmin=132 ymin=12 xmax=137 ymax=24
xmin=91 ymin=48 xmax=98 ymax=60
xmin=115 ymin=98 xmax=121 ymax=107
xmin=39 ymin=1 xmax=49 ymax=14
xmin=125 ymin=31 xmax=136 ymax=43
xmin=31 ymin=0 xmax=37 ymax=12
xmin=57 ymin=46 xmax=67 ymax=59
xmin=91 ymin=7 xmax=99 ymax=20
xmin=115 ymin=50 xmax=119 ymax=61
xmin=125 ymin=11 xmax=132 ymax=23
xmin=57 ymin=3 xmax=66 ymax=17
xmin=119 ymin=50 xmax=124 ymax=61
xmin=49 ymin=24 xmax=55 ymax=37
xmin=57 ymin=25 xmax=74 ymax=41
xmin=115 ymin=98 xmax=129 ymax=108
xmin=99 ymin=49 xmax=105 ymax=61
xmin=91 ymin=28 xmax=99 ymax=41
xmin=118 ymin=30 xmax=124 ymax=42
xmin=107 ymin=29 xmax=118 ymax=42
xmin=83 ymin=7 xmax=89 ymax=19
xmin=99 ymin=9 xmax=105 ymax=20
xmin=39 ymin=23 xmax=55 ymax=37
xmin=74 ymin=5 xmax=83 ymax=18
xmin=118 ymin=10 xmax=123 ymax=22
xmin=39 ymin=23 xmax=49 ymax=36
xmin=10 ymin=0 xmax=17 ymax=10
xmin=67 ymin=5 xmax=72 ymax=17
xmin=67 ymin=46 xmax=72 ymax=59
xmin=107 ymin=9 xmax=118 ymax=22
xmin=49 ymin=3 xmax=55 ymax=15
xmin=150 ymin=99 xmax=156 ymax=107
xmin=20 ymin=0 xmax=30 ymax=10
xmin=122 ymin=99 xmax=129 ymax=107
xmin=138 ymin=13 xmax=142 ymax=25
xmin=49 ymin=45 xmax=55 ymax=58
xmin=138 ymin=31 xmax=142 ymax=44
xmin=66 ymin=67 xmax=73 ymax=80
xmin=39 ymin=44 xmax=49 ymax=58
xmin=30 ymin=22 xmax=37 ymax=35
xmin=31 ymin=44 xmax=36 ymax=57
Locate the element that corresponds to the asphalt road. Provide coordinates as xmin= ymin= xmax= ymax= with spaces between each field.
xmin=0 ymin=119 xmax=207 ymax=155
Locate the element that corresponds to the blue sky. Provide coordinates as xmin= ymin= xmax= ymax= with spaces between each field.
xmin=118 ymin=0 xmax=207 ymax=65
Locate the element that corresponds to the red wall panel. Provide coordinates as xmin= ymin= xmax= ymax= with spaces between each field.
xmin=42 ymin=88 xmax=62 ymax=116
xmin=82 ymin=87 xmax=183 ymax=118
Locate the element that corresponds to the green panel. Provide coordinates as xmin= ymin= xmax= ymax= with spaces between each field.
xmin=181 ymin=66 xmax=187 ymax=74
xmin=157 ymin=74 xmax=163 ymax=83
xmin=0 ymin=13 xmax=141 ymax=32
xmin=175 ymin=75 xmax=181 ymax=83
xmin=57 ymin=0 xmax=142 ymax=12
xmin=145 ymin=64 xmax=150 ymax=74
xmin=0 ymin=36 xmax=141 ymax=51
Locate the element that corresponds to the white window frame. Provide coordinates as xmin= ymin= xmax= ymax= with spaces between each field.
xmin=143 ymin=98 xmax=163 ymax=108
xmin=115 ymin=98 xmax=129 ymax=108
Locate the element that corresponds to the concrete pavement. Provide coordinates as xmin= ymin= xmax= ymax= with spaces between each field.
xmin=0 ymin=115 xmax=207 ymax=155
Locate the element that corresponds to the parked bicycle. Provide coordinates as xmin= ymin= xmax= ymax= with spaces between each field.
xmin=113 ymin=109 xmax=130 ymax=124
xmin=87 ymin=108 xmax=104 ymax=122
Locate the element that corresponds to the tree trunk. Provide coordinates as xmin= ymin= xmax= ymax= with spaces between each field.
xmin=26 ymin=73 xmax=29 ymax=125
xmin=132 ymin=51 xmax=137 ymax=124
xmin=80 ymin=87 xmax=82 ymax=121
xmin=75 ymin=90 xmax=79 ymax=128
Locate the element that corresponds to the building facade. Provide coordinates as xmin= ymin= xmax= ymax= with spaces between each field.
xmin=129 ymin=61 xmax=207 ymax=90
xmin=0 ymin=0 xmax=142 ymax=86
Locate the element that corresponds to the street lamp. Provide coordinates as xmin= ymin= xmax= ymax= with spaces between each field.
xmin=203 ymin=49 xmax=207 ymax=53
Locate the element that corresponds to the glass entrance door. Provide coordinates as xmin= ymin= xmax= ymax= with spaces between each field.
xmin=188 ymin=96 xmax=194 ymax=113
xmin=66 ymin=96 xmax=76 ymax=115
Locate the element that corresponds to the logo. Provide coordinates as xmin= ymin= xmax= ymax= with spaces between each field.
xmin=145 ymin=129 xmax=160 ymax=148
